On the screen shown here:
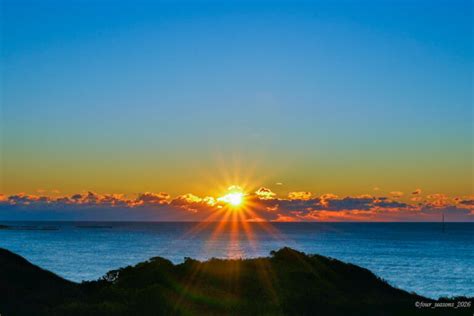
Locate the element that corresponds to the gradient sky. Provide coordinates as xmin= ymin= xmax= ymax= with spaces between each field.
xmin=1 ymin=0 xmax=473 ymax=208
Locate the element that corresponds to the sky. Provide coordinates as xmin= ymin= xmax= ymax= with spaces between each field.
xmin=1 ymin=0 xmax=473 ymax=221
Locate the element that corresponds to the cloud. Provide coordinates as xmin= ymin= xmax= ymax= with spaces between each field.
xmin=425 ymin=194 xmax=450 ymax=208
xmin=320 ymin=196 xmax=375 ymax=211
xmin=170 ymin=194 xmax=216 ymax=213
xmin=389 ymin=191 xmax=404 ymax=198
xmin=288 ymin=191 xmax=312 ymax=200
xmin=0 ymin=189 xmax=472 ymax=222
xmin=135 ymin=192 xmax=170 ymax=206
xmin=255 ymin=187 xmax=276 ymax=200
xmin=272 ymin=214 xmax=300 ymax=222
xmin=427 ymin=193 xmax=448 ymax=200
xmin=459 ymin=199 xmax=474 ymax=206
xmin=8 ymin=193 xmax=50 ymax=205
xmin=65 ymin=192 xmax=133 ymax=207
xmin=319 ymin=193 xmax=338 ymax=206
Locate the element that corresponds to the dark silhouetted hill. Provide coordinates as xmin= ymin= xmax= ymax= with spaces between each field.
xmin=0 ymin=248 xmax=79 ymax=315
xmin=0 ymin=247 xmax=471 ymax=315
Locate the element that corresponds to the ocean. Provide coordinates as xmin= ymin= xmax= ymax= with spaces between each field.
xmin=0 ymin=221 xmax=472 ymax=299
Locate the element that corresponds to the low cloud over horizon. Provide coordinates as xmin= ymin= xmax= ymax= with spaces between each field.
xmin=1 ymin=188 xmax=473 ymax=222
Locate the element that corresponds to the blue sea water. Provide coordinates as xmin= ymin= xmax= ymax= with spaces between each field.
xmin=0 ymin=221 xmax=472 ymax=299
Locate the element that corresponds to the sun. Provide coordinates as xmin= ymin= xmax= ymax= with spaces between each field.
xmin=217 ymin=186 xmax=245 ymax=207
xmin=220 ymin=192 xmax=243 ymax=206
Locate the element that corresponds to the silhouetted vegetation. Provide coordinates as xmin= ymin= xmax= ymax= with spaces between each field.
xmin=0 ymin=247 xmax=471 ymax=315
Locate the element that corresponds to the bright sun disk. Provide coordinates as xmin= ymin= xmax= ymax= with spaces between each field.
xmin=218 ymin=192 xmax=244 ymax=207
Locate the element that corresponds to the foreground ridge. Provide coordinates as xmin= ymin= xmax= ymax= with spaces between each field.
xmin=0 ymin=247 xmax=471 ymax=316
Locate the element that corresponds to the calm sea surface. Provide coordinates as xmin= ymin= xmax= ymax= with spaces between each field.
xmin=0 ymin=221 xmax=472 ymax=299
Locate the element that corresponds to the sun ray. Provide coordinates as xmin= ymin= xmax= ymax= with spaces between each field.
xmin=176 ymin=180 xmax=290 ymax=269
